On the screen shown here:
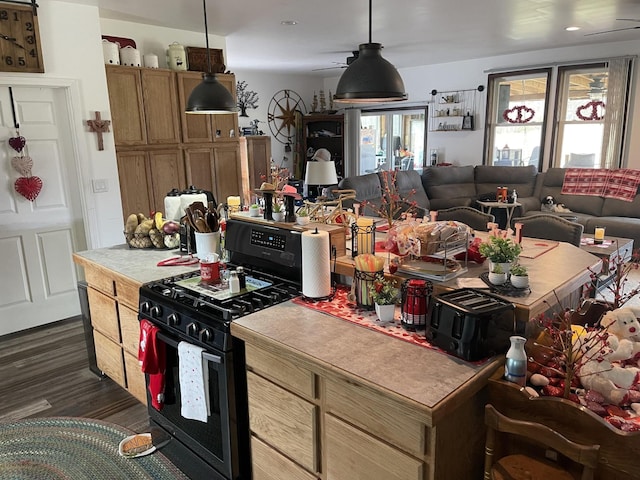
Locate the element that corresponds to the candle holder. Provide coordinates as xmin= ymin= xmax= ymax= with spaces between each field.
xmin=351 ymin=222 xmax=376 ymax=258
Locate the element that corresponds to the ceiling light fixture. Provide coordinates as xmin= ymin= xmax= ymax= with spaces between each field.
xmin=186 ymin=0 xmax=237 ymax=114
xmin=334 ymin=0 xmax=407 ymax=103
xmin=281 ymin=20 xmax=298 ymax=26
xmin=565 ymin=26 xmax=581 ymax=31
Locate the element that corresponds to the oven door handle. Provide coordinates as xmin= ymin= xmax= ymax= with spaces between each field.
xmin=156 ymin=332 xmax=223 ymax=364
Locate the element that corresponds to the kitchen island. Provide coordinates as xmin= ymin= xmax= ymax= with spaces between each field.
xmin=232 ymin=304 xmax=502 ymax=480
xmin=73 ymin=245 xmax=196 ymax=403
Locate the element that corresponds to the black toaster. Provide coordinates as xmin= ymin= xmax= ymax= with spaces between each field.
xmin=426 ymin=289 xmax=517 ymax=361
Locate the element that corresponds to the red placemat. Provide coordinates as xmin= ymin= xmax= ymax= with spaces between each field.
xmin=293 ymin=286 xmax=489 ymax=364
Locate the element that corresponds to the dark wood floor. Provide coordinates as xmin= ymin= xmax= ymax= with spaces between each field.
xmin=0 ymin=317 xmax=149 ymax=432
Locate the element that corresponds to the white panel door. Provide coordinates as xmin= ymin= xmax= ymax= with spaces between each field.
xmin=0 ymin=86 xmax=86 ymax=336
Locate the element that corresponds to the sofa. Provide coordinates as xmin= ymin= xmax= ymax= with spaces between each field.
xmin=337 ymin=166 xmax=640 ymax=248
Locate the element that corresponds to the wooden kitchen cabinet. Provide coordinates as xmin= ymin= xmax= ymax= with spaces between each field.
xmin=242 ymin=136 xmax=272 ymax=192
xmin=74 ymin=260 xmax=147 ymax=405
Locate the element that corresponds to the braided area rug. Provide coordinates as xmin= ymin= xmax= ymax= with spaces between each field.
xmin=0 ymin=417 xmax=188 ymax=479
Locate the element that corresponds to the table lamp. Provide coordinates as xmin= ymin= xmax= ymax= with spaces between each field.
xmin=305 ymin=160 xmax=338 ymax=200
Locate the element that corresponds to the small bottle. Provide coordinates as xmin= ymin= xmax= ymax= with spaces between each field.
xmin=229 ymin=271 xmax=240 ymax=294
xmin=505 ymin=336 xmax=527 ymax=387
xmin=236 ymin=266 xmax=247 ymax=289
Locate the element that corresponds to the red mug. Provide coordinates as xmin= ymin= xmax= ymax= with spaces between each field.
xmin=200 ymin=255 xmax=220 ymax=283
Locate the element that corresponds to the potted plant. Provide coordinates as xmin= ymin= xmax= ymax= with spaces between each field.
xmin=371 ymin=274 xmax=399 ymax=323
xmin=249 ymin=203 xmax=260 ymax=217
xmin=478 ymin=235 xmax=522 ymax=273
xmin=488 ymin=263 xmax=508 ymax=285
xmin=272 ymin=202 xmax=285 ymax=222
xmin=296 ymin=206 xmax=310 ymax=225
xmin=509 ymin=263 xmax=529 ymax=288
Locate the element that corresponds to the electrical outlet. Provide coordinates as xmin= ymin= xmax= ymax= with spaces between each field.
xmin=92 ymin=178 xmax=109 ymax=193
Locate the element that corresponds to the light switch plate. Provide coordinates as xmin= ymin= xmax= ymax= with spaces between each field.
xmin=92 ymin=178 xmax=109 ymax=193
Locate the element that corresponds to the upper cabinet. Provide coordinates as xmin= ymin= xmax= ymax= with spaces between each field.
xmin=106 ymin=66 xmax=180 ymax=145
xmin=302 ymin=114 xmax=345 ymax=180
xmin=176 ymin=71 xmax=239 ymax=143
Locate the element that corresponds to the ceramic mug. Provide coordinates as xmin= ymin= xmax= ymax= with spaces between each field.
xmin=200 ymin=253 xmax=220 ymax=283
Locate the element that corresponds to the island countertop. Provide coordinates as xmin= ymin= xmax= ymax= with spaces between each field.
xmin=232 ymin=300 xmax=502 ymax=422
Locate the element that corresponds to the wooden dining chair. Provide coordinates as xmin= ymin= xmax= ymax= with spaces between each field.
xmin=436 ymin=206 xmax=495 ymax=231
xmin=484 ymin=404 xmax=600 ymax=480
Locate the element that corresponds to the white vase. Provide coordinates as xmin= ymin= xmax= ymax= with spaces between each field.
xmin=488 ymin=272 xmax=508 ymax=285
xmin=272 ymin=211 xmax=285 ymax=222
xmin=510 ymin=275 xmax=529 ymax=288
xmin=375 ymin=303 xmax=396 ymax=323
xmin=249 ymin=206 xmax=260 ymax=217
xmin=489 ymin=261 xmax=513 ymax=277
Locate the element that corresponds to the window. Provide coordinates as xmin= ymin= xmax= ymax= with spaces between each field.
xmin=485 ymin=69 xmax=550 ymax=170
xmin=485 ymin=57 xmax=633 ymax=170
xmin=359 ymin=108 xmax=426 ymax=175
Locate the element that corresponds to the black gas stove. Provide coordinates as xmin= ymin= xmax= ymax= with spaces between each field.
xmin=139 ymin=266 xmax=300 ymax=351
xmin=138 ymin=218 xmax=304 ymax=480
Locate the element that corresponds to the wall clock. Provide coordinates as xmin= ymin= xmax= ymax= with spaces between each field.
xmin=267 ymin=89 xmax=306 ymax=144
xmin=0 ymin=0 xmax=44 ymax=73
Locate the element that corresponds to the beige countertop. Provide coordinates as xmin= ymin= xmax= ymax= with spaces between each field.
xmin=232 ymin=301 xmax=502 ymax=415
xmin=73 ymin=244 xmax=198 ymax=284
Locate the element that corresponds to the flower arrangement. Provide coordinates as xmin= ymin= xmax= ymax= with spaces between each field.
xmin=371 ymin=274 xmax=400 ymax=305
xmin=478 ymin=235 xmax=522 ymax=263
xmin=260 ymin=163 xmax=290 ymax=192
xmin=363 ymin=170 xmax=418 ymax=228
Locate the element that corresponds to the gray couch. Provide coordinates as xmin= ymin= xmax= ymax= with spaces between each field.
xmin=337 ymin=166 xmax=640 ymax=247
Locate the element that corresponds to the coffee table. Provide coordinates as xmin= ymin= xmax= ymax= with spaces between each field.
xmin=476 ymin=200 xmax=521 ymax=229
xmin=579 ymin=235 xmax=634 ymax=294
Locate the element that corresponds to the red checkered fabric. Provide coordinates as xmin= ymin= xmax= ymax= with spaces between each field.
xmin=561 ymin=168 xmax=640 ymax=202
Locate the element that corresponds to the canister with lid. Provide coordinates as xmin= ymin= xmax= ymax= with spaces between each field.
xmin=167 ymin=42 xmax=187 ymax=71
xmin=102 ymin=39 xmax=120 ymax=65
xmin=120 ymin=45 xmax=141 ymax=66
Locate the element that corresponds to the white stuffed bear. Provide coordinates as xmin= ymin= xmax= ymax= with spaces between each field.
xmin=577 ymin=307 xmax=640 ymax=405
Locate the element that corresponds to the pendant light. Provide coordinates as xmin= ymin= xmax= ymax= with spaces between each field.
xmin=186 ymin=0 xmax=238 ymax=114
xmin=334 ymin=0 xmax=407 ymax=103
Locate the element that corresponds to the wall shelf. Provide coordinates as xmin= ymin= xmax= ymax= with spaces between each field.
xmin=428 ymin=85 xmax=484 ymax=133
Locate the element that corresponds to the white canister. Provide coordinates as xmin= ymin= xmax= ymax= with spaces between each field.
xmin=102 ymin=39 xmax=120 ymax=65
xmin=143 ymin=53 xmax=159 ymax=69
xmin=120 ymin=45 xmax=141 ymax=66
xmin=167 ymin=42 xmax=187 ymax=71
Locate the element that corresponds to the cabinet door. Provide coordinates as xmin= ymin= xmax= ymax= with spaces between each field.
xmin=245 ymin=136 xmax=272 ymax=192
xmin=141 ymin=69 xmax=181 ymax=144
xmin=210 ymin=73 xmax=239 ymax=140
xmin=88 ymin=287 xmax=120 ymax=342
xmin=247 ymin=371 xmax=318 ymax=473
xmin=116 ymin=151 xmax=152 ymax=220
xmin=213 ymin=141 xmax=248 ymax=203
xmin=184 ymin=147 xmax=216 ymax=195
xmin=176 ymin=71 xmax=214 ymax=143
xmin=147 ymin=149 xmax=186 ymax=213
xmin=106 ymin=66 xmax=147 ymax=146
xmin=94 ymin=330 xmax=126 ymax=387
xmin=325 ymin=414 xmax=424 ymax=480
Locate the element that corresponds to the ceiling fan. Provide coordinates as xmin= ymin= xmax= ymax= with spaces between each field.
xmin=584 ymin=18 xmax=640 ymax=36
xmin=312 ymin=51 xmax=359 ymax=71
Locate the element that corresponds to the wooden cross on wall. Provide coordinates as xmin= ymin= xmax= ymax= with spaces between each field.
xmin=86 ymin=111 xmax=111 ymax=151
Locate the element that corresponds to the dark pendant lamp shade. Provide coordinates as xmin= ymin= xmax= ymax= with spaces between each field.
xmin=185 ymin=0 xmax=238 ymax=114
xmin=186 ymin=73 xmax=238 ymax=114
xmin=334 ymin=43 xmax=407 ymax=103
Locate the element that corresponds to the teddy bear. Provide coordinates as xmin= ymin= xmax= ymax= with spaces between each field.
xmin=577 ymin=307 xmax=640 ymax=406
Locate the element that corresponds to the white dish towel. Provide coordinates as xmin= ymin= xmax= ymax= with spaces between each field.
xmin=178 ymin=341 xmax=210 ymax=423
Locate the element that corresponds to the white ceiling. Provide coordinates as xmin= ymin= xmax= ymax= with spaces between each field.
xmin=98 ymin=0 xmax=640 ymax=76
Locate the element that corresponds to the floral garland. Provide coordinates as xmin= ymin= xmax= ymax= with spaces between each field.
xmin=502 ymin=105 xmax=535 ymax=124
xmin=576 ymin=100 xmax=605 ymax=121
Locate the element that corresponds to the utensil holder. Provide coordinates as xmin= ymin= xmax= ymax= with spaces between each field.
xmin=354 ymin=269 xmax=382 ymax=309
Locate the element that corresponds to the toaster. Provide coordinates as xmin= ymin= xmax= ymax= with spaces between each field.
xmin=426 ymin=289 xmax=517 ymax=361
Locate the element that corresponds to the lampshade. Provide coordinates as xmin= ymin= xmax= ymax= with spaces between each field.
xmin=185 ymin=0 xmax=238 ymax=114
xmin=305 ymin=161 xmax=338 ymax=185
xmin=334 ymin=42 xmax=407 ymax=103
xmin=186 ymin=73 xmax=238 ymax=114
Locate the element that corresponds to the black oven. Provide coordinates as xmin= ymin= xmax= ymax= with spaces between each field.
xmin=138 ymin=218 xmax=303 ymax=480
xmin=144 ymin=328 xmax=247 ymax=480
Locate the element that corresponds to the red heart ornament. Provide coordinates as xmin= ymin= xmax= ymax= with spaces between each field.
xmin=10 ymin=155 xmax=33 ymax=176
xmin=503 ymin=105 xmax=535 ymax=124
xmin=15 ymin=176 xmax=43 ymax=201
xmin=9 ymin=135 xmax=26 ymax=152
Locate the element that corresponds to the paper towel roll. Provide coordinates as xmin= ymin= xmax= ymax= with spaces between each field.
xmin=302 ymin=228 xmax=332 ymax=299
